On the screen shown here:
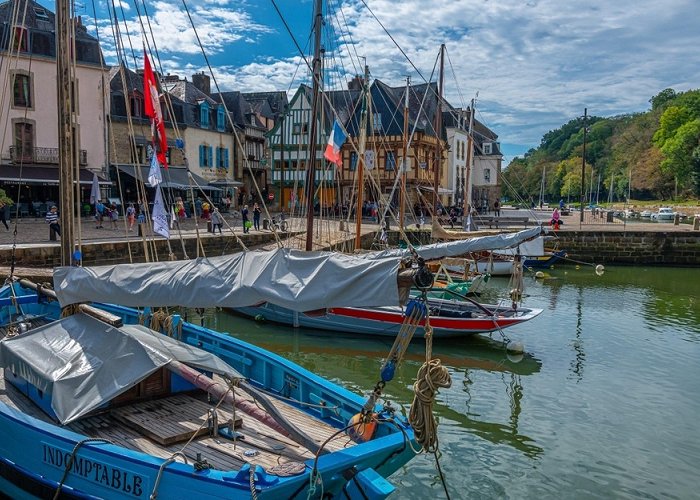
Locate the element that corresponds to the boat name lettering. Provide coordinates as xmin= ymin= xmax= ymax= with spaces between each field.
xmin=42 ymin=444 xmax=145 ymax=497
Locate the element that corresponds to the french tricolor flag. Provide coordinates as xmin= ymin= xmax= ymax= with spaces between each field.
xmin=324 ymin=119 xmax=347 ymax=166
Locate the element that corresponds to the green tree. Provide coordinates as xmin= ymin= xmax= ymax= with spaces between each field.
xmin=650 ymin=88 xmax=677 ymax=110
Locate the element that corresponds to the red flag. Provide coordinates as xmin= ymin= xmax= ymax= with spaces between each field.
xmin=143 ymin=51 xmax=168 ymax=167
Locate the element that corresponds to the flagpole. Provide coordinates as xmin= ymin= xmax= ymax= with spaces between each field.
xmin=354 ymin=64 xmax=370 ymax=250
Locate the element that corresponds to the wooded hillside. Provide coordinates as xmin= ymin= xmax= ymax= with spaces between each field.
xmin=501 ymin=88 xmax=700 ymax=204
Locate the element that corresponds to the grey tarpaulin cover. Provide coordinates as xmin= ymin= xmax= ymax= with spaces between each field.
xmin=0 ymin=314 xmax=242 ymax=424
xmin=53 ymin=228 xmax=542 ymax=310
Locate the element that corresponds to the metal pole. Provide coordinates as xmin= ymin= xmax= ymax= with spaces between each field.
xmin=579 ymin=108 xmax=587 ymax=223
xmin=304 ymin=0 xmax=323 ymax=251
xmin=354 ymin=65 xmax=370 ymax=250
xmin=400 ymin=77 xmax=409 ymax=229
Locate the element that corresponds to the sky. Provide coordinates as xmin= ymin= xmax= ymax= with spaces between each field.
xmin=42 ymin=0 xmax=700 ymax=163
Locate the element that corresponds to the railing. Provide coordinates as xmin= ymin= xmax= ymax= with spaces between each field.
xmin=9 ymin=146 xmax=88 ymax=165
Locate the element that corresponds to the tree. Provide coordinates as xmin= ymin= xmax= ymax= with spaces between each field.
xmin=649 ymin=89 xmax=677 ymax=110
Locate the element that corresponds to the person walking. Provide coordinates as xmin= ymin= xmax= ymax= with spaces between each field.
xmin=253 ymin=203 xmax=261 ymax=231
xmin=210 ymin=207 xmax=223 ymax=234
xmin=109 ymin=203 xmax=119 ymax=230
xmin=126 ymin=203 xmax=136 ymax=231
xmin=46 ymin=205 xmax=61 ymax=237
xmin=95 ymin=199 xmax=105 ymax=228
xmin=241 ymin=204 xmax=250 ymax=233
xmin=494 ymin=199 xmax=501 ymax=217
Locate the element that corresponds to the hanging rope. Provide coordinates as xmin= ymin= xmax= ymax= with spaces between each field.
xmin=408 ymin=319 xmax=451 ymax=452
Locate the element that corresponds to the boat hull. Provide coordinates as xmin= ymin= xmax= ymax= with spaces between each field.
xmin=232 ymin=300 xmax=542 ymax=338
xmin=523 ymin=250 xmax=566 ymax=269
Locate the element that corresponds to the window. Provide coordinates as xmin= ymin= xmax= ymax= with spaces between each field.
xmin=31 ymin=32 xmax=52 ymax=56
xmin=14 ymin=122 xmax=34 ymax=160
xmin=292 ymin=123 xmax=302 ymax=135
xmin=13 ymin=73 xmax=31 ymax=108
xmin=483 ymin=142 xmax=492 ymax=155
xmin=350 ymin=152 xmax=358 ymax=171
xmin=216 ymin=147 xmax=229 ymax=169
xmin=200 ymin=102 xmax=210 ymax=128
xmin=12 ymin=27 xmax=27 ymax=52
xmin=217 ymin=106 xmax=226 ymax=131
xmin=373 ymin=112 xmax=382 ymax=132
xmin=129 ymin=95 xmax=142 ymax=117
xmin=199 ymin=144 xmax=213 ymax=167
xmin=385 ymin=151 xmax=396 ymax=171
xmin=34 ymin=7 xmax=50 ymax=20
xmin=484 ymin=168 xmax=491 ymax=182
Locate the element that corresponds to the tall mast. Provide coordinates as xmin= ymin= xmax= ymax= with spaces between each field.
xmin=57 ymin=0 xmax=77 ymax=265
xmin=354 ymin=64 xmax=370 ymax=249
xmin=463 ymin=98 xmax=475 ymax=228
xmin=579 ymin=107 xmax=587 ymax=222
xmin=400 ymin=77 xmax=409 ymax=229
xmin=304 ymin=0 xmax=323 ymax=251
xmin=432 ymin=44 xmax=445 ymax=214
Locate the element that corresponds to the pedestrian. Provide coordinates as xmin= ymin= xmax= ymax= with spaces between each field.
xmin=46 ymin=205 xmax=61 ymax=237
xmin=126 ymin=203 xmax=136 ymax=231
xmin=224 ymin=194 xmax=231 ymax=212
xmin=210 ymin=207 xmax=223 ymax=234
xmin=241 ymin=204 xmax=250 ymax=233
xmin=494 ymin=199 xmax=501 ymax=217
xmin=202 ymin=201 xmax=210 ymax=221
xmin=253 ymin=203 xmax=261 ymax=231
xmin=109 ymin=203 xmax=119 ymax=230
xmin=0 ymin=200 xmax=9 ymax=231
xmin=559 ymin=198 xmax=565 ymax=210
xmin=95 ymin=199 xmax=105 ymax=228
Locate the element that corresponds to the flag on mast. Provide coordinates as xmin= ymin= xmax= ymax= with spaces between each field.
xmin=143 ymin=50 xmax=168 ymax=168
xmin=323 ymin=119 xmax=347 ymax=166
xmin=147 ymin=152 xmax=162 ymax=187
xmin=152 ymin=184 xmax=169 ymax=239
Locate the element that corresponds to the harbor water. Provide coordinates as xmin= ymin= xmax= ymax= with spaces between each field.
xmin=197 ymin=265 xmax=700 ymax=499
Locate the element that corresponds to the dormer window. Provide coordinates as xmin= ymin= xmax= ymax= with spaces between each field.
xmin=200 ymin=101 xmax=210 ymax=128
xmin=217 ymin=105 xmax=225 ymax=131
xmin=129 ymin=94 xmax=143 ymax=118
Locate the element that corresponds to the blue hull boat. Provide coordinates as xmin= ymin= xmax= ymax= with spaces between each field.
xmin=0 ymin=283 xmax=415 ymax=499
xmin=523 ymin=250 xmax=567 ymax=269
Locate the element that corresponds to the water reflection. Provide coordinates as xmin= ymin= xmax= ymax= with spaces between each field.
xmin=186 ymin=308 xmax=545 ymax=457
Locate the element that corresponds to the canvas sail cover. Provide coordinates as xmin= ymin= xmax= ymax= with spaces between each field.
xmin=53 ymin=228 xmax=543 ymax=310
xmin=0 ymin=314 xmax=242 ymax=424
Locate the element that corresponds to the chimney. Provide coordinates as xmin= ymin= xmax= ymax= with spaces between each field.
xmin=192 ymin=72 xmax=211 ymax=95
xmin=347 ymin=75 xmax=364 ymax=91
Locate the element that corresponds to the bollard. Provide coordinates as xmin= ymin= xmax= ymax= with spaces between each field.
xmin=674 ymin=213 xmax=680 ymax=225
xmin=138 ymin=223 xmax=145 ymax=237
xmin=207 ymin=221 xmax=213 ymax=233
xmin=263 ymin=218 xmax=269 ymax=230
xmin=694 ymin=217 xmax=700 ymax=230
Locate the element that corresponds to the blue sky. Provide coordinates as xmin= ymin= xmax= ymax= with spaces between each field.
xmin=45 ymin=0 xmax=700 ymax=163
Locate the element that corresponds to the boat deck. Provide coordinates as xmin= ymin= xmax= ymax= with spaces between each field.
xmin=0 ymin=364 xmax=355 ymax=472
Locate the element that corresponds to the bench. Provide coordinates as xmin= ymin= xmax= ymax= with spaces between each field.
xmin=473 ymin=216 xmax=530 ymax=229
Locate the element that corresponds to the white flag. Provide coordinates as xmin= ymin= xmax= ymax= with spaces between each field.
xmin=89 ymin=172 xmax=100 ymax=204
xmin=152 ymin=184 xmax=169 ymax=239
xmin=364 ymin=150 xmax=375 ymax=170
xmin=148 ymin=153 xmax=163 ymax=187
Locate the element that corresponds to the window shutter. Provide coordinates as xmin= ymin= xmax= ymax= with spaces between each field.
xmin=216 ymin=147 xmax=220 ymax=168
xmin=208 ymin=146 xmax=213 ymax=167
xmin=224 ymin=149 xmax=229 ymax=169
xmin=199 ymin=145 xmax=204 ymax=167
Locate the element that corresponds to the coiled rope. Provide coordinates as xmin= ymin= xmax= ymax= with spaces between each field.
xmin=408 ymin=321 xmax=451 ymax=452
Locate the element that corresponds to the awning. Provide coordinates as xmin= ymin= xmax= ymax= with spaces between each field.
xmin=0 ymin=165 xmax=111 ymax=186
xmin=417 ymin=185 xmax=453 ymax=195
xmin=115 ymin=165 xmax=221 ymax=191
xmin=209 ymin=179 xmax=243 ymax=188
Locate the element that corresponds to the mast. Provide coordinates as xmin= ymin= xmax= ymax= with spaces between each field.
xmin=463 ymin=98 xmax=475 ymax=229
xmin=354 ymin=64 xmax=370 ymax=249
xmin=432 ymin=44 xmax=445 ymax=214
xmin=399 ymin=77 xmax=409 ymax=229
xmin=304 ymin=0 xmax=323 ymax=251
xmin=579 ymin=107 xmax=587 ymax=222
xmin=57 ymin=0 xmax=77 ymax=265
xmin=539 ymin=166 xmax=546 ymax=207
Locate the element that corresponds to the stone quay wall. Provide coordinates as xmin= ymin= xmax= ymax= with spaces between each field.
xmin=553 ymin=230 xmax=700 ymax=266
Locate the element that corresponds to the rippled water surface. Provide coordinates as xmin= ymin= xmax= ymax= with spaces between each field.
xmin=198 ymin=266 xmax=700 ymax=499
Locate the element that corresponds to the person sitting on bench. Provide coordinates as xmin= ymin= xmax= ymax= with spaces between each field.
xmin=46 ymin=205 xmax=61 ymax=237
xmin=550 ymin=207 xmax=562 ymax=229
